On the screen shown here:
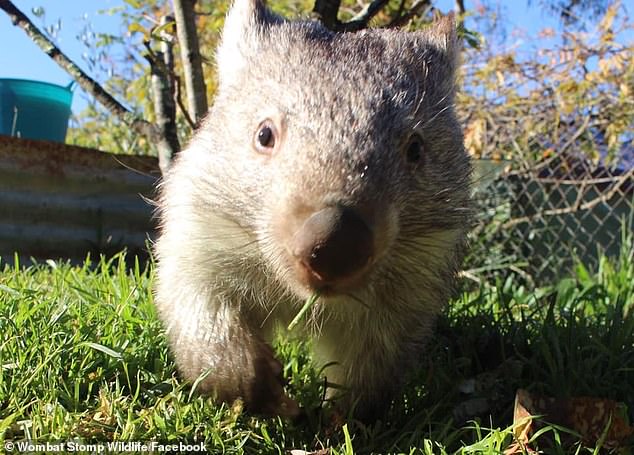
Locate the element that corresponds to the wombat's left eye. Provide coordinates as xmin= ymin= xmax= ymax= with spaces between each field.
xmin=405 ymin=135 xmax=425 ymax=164
xmin=254 ymin=120 xmax=277 ymax=153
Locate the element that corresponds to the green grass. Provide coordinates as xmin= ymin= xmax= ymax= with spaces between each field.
xmin=0 ymin=240 xmax=633 ymax=454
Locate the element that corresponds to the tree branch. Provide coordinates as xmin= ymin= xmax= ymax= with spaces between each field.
xmin=312 ymin=0 xmax=343 ymax=30
xmin=0 ymin=0 xmax=160 ymax=144
xmin=388 ymin=0 xmax=433 ymax=28
xmin=174 ymin=75 xmax=196 ymax=129
xmin=315 ymin=0 xmax=438 ymax=31
xmin=314 ymin=0 xmax=396 ymax=31
xmin=342 ymin=0 xmax=391 ymax=31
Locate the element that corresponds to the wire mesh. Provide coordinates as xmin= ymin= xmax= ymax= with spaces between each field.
xmin=468 ymin=157 xmax=633 ymax=284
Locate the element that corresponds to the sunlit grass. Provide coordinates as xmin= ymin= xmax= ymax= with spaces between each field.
xmin=0 ymin=238 xmax=632 ymax=453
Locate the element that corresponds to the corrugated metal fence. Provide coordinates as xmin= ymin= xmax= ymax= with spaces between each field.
xmin=0 ymin=136 xmax=160 ymax=265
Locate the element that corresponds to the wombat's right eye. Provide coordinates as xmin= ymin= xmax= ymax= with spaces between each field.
xmin=254 ymin=120 xmax=277 ymax=154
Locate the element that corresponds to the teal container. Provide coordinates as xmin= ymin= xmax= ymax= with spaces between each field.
xmin=0 ymin=78 xmax=73 ymax=143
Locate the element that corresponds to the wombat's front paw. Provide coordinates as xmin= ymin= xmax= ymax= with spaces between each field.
xmin=247 ymin=342 xmax=300 ymax=418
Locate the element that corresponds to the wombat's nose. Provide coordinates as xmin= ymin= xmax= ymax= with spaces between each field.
xmin=291 ymin=206 xmax=374 ymax=287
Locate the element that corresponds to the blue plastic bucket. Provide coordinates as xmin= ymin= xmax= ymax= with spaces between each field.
xmin=0 ymin=78 xmax=73 ymax=143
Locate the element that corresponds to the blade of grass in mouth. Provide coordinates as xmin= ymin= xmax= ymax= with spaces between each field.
xmin=288 ymin=291 xmax=320 ymax=331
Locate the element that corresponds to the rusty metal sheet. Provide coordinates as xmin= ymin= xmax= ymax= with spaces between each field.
xmin=0 ymin=135 xmax=160 ymax=265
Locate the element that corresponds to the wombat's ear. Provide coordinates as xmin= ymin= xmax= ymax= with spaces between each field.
xmin=422 ymin=13 xmax=461 ymax=91
xmin=216 ymin=0 xmax=283 ymax=86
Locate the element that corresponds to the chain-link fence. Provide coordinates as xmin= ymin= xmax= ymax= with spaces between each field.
xmin=468 ymin=157 xmax=634 ymax=284
xmin=456 ymin=12 xmax=633 ymax=286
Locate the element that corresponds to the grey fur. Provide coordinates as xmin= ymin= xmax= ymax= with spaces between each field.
xmin=154 ymin=0 xmax=472 ymax=420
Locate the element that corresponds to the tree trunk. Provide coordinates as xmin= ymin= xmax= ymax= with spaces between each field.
xmin=455 ymin=0 xmax=465 ymax=28
xmin=148 ymin=16 xmax=180 ymax=173
xmin=171 ymin=0 xmax=208 ymax=126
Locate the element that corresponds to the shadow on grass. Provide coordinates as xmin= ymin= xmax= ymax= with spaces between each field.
xmin=330 ymin=260 xmax=634 ymax=452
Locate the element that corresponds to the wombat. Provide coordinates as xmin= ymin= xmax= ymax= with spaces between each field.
xmin=154 ymin=0 xmax=472 ymax=421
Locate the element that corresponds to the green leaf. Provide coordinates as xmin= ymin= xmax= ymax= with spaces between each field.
xmin=81 ymin=341 xmax=123 ymax=359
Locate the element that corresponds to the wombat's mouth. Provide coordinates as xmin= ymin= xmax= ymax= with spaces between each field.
xmin=292 ymin=252 xmax=375 ymax=296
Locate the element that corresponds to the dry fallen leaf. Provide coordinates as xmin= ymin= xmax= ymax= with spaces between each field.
xmin=507 ymin=388 xmax=634 ymax=452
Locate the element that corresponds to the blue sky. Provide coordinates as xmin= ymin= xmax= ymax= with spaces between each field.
xmin=0 ymin=1 xmax=565 ymax=115
xmin=0 ymin=0 xmax=125 ymax=112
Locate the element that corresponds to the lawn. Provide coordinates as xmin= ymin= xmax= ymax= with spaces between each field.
xmin=0 ymin=240 xmax=633 ymax=454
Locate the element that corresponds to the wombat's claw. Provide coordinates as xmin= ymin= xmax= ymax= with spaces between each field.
xmin=248 ymin=342 xmax=300 ymax=418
